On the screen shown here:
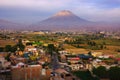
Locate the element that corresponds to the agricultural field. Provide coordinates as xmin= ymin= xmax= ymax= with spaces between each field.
xmin=0 ymin=31 xmax=120 ymax=55
xmin=0 ymin=39 xmax=16 ymax=47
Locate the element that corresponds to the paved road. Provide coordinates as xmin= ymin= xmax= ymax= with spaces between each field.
xmin=51 ymin=52 xmax=60 ymax=70
xmin=51 ymin=52 xmax=81 ymax=80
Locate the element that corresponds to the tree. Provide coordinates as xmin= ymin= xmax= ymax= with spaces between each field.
xmin=4 ymin=45 xmax=12 ymax=52
xmin=92 ymin=66 xmax=108 ymax=78
xmin=88 ymin=41 xmax=96 ymax=46
xmin=5 ymin=53 xmax=11 ymax=61
xmin=108 ymin=66 xmax=120 ymax=80
xmin=47 ymin=44 xmax=55 ymax=56
xmin=26 ymin=42 xmax=33 ymax=46
xmin=9 ymin=39 xmax=25 ymax=52
xmin=88 ymin=51 xmax=92 ymax=56
xmin=0 ymin=47 xmax=4 ymax=52
xmin=58 ymin=42 xmax=64 ymax=50
xmin=11 ymin=45 xmax=17 ymax=52
xmin=16 ymin=39 xmax=25 ymax=51
xmin=64 ymin=40 xmax=69 ymax=44
xmin=73 ymin=70 xmax=99 ymax=80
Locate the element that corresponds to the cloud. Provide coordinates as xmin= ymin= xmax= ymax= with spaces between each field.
xmin=0 ymin=0 xmax=120 ymax=23
xmin=81 ymin=0 xmax=120 ymax=8
xmin=74 ymin=5 xmax=120 ymax=22
xmin=0 ymin=0 xmax=72 ymax=11
xmin=1 ymin=0 xmax=120 ymax=10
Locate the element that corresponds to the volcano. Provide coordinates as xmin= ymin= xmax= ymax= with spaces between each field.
xmin=1 ymin=10 xmax=119 ymax=31
xmin=31 ymin=10 xmax=92 ymax=30
xmin=44 ymin=10 xmax=90 ymax=24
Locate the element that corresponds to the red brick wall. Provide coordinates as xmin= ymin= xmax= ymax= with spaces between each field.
xmin=12 ymin=66 xmax=42 ymax=80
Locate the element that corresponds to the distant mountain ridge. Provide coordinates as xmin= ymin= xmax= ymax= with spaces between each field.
xmin=0 ymin=19 xmax=26 ymax=30
xmin=31 ymin=10 xmax=120 ymax=31
xmin=0 ymin=10 xmax=120 ymax=31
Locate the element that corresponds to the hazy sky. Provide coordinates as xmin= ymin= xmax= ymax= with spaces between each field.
xmin=0 ymin=0 xmax=120 ymax=24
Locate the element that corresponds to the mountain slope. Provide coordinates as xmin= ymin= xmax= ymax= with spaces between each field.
xmin=42 ymin=10 xmax=89 ymax=24
xmin=0 ymin=19 xmax=26 ymax=30
xmin=31 ymin=10 xmax=92 ymax=30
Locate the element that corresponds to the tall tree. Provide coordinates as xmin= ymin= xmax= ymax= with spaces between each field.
xmin=16 ymin=39 xmax=25 ymax=51
xmin=47 ymin=44 xmax=55 ymax=56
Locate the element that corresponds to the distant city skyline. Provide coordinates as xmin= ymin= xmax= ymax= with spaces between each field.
xmin=0 ymin=0 xmax=120 ymax=24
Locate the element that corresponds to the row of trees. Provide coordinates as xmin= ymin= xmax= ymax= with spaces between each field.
xmin=65 ymin=39 xmax=106 ymax=50
xmin=92 ymin=66 xmax=120 ymax=80
xmin=87 ymin=41 xmax=106 ymax=50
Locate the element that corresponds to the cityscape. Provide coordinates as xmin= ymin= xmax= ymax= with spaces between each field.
xmin=0 ymin=0 xmax=120 ymax=80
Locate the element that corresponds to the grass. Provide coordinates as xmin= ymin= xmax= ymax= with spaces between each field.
xmin=92 ymin=45 xmax=120 ymax=54
xmin=64 ymin=44 xmax=89 ymax=54
xmin=93 ymin=39 xmax=120 ymax=46
xmin=64 ymin=44 xmax=120 ymax=55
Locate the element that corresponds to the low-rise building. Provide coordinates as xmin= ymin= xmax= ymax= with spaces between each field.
xmin=0 ymin=56 xmax=11 ymax=69
xmin=12 ymin=64 xmax=51 ymax=80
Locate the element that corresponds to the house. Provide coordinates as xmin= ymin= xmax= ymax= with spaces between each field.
xmin=69 ymin=64 xmax=83 ymax=71
xmin=68 ymin=57 xmax=80 ymax=64
xmin=66 ymin=55 xmax=80 ymax=64
xmin=12 ymin=64 xmax=51 ymax=80
xmin=0 ymin=56 xmax=11 ymax=69
xmin=78 ymin=54 xmax=93 ymax=60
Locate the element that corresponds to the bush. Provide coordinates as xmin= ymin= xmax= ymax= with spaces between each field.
xmin=73 ymin=70 xmax=99 ymax=80
xmin=92 ymin=66 xmax=120 ymax=80
xmin=108 ymin=66 xmax=120 ymax=80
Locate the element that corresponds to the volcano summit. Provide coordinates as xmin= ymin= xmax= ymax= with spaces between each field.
xmin=31 ymin=10 xmax=92 ymax=30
